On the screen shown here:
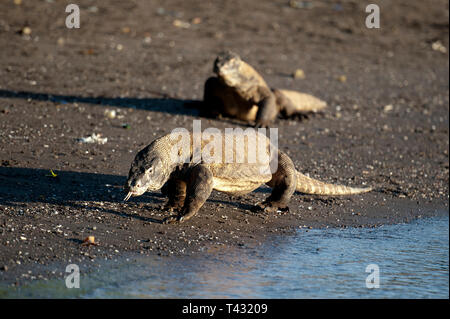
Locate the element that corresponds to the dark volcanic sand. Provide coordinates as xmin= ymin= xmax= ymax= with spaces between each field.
xmin=0 ymin=0 xmax=448 ymax=286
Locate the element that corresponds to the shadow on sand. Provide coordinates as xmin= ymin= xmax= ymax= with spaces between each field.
xmin=0 ymin=89 xmax=201 ymax=117
xmin=0 ymin=166 xmax=271 ymax=223
xmin=0 ymin=166 xmax=166 ymax=223
xmin=0 ymin=89 xmax=268 ymax=127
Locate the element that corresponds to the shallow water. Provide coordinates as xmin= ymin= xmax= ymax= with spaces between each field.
xmin=2 ymin=215 xmax=448 ymax=298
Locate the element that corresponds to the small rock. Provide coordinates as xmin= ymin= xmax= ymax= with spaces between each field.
xmin=431 ymin=41 xmax=447 ymax=54
xmin=143 ymin=35 xmax=152 ymax=44
xmin=21 ymin=26 xmax=32 ymax=35
xmin=289 ymin=0 xmax=313 ymax=9
xmin=293 ymin=68 xmax=305 ymax=79
xmin=383 ymin=104 xmax=393 ymax=113
xmin=173 ymin=19 xmax=190 ymax=29
xmin=338 ymin=75 xmax=347 ymax=83
xmin=104 ymin=109 xmax=116 ymax=119
xmin=87 ymin=6 xmax=98 ymax=13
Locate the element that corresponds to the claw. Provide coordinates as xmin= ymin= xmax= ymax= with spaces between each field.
xmin=252 ymin=201 xmax=289 ymax=213
xmin=162 ymin=215 xmax=179 ymax=224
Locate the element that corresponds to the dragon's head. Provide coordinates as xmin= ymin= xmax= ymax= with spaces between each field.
xmin=213 ymin=50 xmax=243 ymax=87
xmin=123 ymin=147 xmax=167 ymax=201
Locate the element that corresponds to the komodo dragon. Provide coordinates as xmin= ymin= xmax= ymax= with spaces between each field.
xmin=201 ymin=51 xmax=327 ymax=127
xmin=123 ymin=131 xmax=371 ymax=224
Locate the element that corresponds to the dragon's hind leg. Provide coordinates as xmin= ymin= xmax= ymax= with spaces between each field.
xmin=254 ymin=151 xmax=297 ymax=213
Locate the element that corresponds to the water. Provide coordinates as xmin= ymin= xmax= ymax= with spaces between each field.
xmin=2 ymin=215 xmax=448 ymax=298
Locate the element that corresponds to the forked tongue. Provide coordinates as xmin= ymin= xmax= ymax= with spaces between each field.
xmin=124 ymin=192 xmax=132 ymax=202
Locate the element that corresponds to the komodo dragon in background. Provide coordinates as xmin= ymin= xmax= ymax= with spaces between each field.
xmin=123 ymin=132 xmax=371 ymax=224
xmin=201 ymin=51 xmax=327 ymax=127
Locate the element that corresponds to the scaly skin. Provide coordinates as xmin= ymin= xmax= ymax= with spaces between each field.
xmin=202 ymin=51 xmax=327 ymax=127
xmin=124 ymin=132 xmax=372 ymax=224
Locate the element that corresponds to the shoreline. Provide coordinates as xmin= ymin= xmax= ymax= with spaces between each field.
xmin=0 ymin=193 xmax=448 ymax=287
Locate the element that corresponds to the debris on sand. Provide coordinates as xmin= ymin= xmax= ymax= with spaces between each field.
xmin=77 ymin=133 xmax=108 ymax=145
xmin=173 ymin=19 xmax=190 ymax=29
xmin=289 ymin=0 xmax=313 ymax=9
xmin=81 ymin=236 xmax=98 ymax=246
xmin=191 ymin=17 xmax=202 ymax=25
xmin=432 ymin=41 xmax=447 ymax=54
xmin=383 ymin=104 xmax=394 ymax=113
xmin=338 ymin=75 xmax=347 ymax=83
xmin=45 ymin=169 xmax=58 ymax=178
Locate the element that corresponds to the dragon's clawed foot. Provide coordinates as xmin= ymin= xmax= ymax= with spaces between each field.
xmin=252 ymin=201 xmax=290 ymax=214
xmin=160 ymin=200 xmax=184 ymax=213
xmin=162 ymin=215 xmax=186 ymax=224
xmin=162 ymin=215 xmax=179 ymax=224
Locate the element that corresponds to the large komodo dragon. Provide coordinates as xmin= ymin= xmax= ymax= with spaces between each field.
xmin=202 ymin=51 xmax=327 ymax=127
xmin=123 ymin=131 xmax=372 ymax=224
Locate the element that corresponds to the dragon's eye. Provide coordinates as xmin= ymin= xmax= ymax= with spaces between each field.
xmin=147 ymin=167 xmax=153 ymax=174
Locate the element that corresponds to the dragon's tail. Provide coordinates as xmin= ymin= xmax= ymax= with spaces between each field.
xmin=278 ymin=89 xmax=327 ymax=113
xmin=296 ymin=170 xmax=372 ymax=195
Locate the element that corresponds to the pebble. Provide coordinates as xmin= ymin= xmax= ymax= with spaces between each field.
xmin=383 ymin=104 xmax=393 ymax=113
xmin=293 ymin=68 xmax=305 ymax=79
xmin=431 ymin=41 xmax=447 ymax=54
xmin=104 ymin=109 xmax=116 ymax=119
xmin=173 ymin=19 xmax=190 ymax=29
xmin=21 ymin=27 xmax=32 ymax=35
xmin=289 ymin=0 xmax=313 ymax=9
xmin=338 ymin=75 xmax=347 ymax=83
